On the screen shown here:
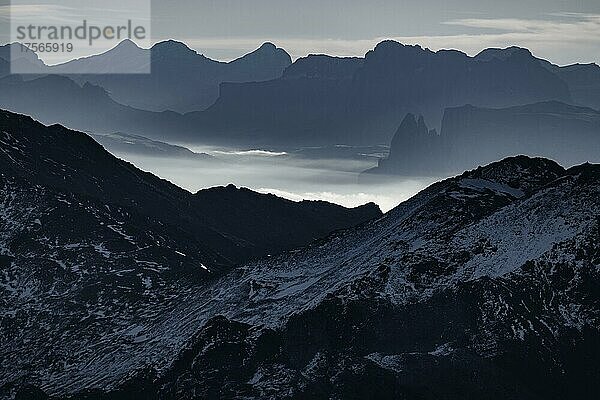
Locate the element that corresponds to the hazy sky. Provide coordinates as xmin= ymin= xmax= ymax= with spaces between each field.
xmin=1 ymin=0 xmax=599 ymax=65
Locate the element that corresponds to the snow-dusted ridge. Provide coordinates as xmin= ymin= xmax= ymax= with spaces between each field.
xmin=1 ymin=153 xmax=599 ymax=399
xmin=0 ymin=109 xmax=382 ymax=399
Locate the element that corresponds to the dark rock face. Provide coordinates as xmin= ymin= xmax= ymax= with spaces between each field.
xmin=369 ymin=101 xmax=600 ymax=176
xmin=373 ymin=113 xmax=442 ymax=175
xmin=441 ymin=101 xmax=600 ymax=171
xmin=10 ymin=156 xmax=599 ymax=400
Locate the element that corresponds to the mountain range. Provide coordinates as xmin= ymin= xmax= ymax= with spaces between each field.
xmin=1 ymin=40 xmax=599 ymax=153
xmin=3 ymin=125 xmax=599 ymax=398
xmin=200 ymin=43 xmax=578 ymax=145
xmin=0 ymin=40 xmax=291 ymax=113
xmin=2 ymin=34 xmax=600 ymax=400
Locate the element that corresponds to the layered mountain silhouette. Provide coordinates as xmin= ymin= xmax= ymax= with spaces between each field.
xmin=197 ymin=42 xmax=579 ymax=145
xmin=0 ymin=73 xmax=195 ymax=142
xmin=0 ymin=43 xmax=45 ymax=76
xmin=7 ymin=155 xmax=600 ymax=399
xmin=477 ymin=46 xmax=600 ymax=110
xmin=9 ymin=40 xmax=292 ymax=113
xmin=0 ymin=42 xmax=292 ymax=143
xmin=1 ymin=40 xmax=599 ymax=151
xmin=68 ymin=40 xmax=290 ymax=113
xmin=369 ymin=101 xmax=600 ymax=176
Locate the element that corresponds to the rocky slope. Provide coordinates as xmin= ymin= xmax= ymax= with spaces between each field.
xmin=7 ymin=156 xmax=599 ymax=399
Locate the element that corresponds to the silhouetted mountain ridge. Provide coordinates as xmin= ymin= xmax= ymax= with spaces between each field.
xmin=70 ymin=40 xmax=291 ymax=112
xmin=283 ymin=54 xmax=363 ymax=79
xmin=3 ymin=39 xmax=292 ymax=113
xmin=199 ymin=40 xmax=574 ymax=145
xmin=1 ymin=40 xmax=600 ymax=148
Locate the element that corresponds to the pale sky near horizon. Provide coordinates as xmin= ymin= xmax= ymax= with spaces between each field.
xmin=1 ymin=0 xmax=599 ymax=65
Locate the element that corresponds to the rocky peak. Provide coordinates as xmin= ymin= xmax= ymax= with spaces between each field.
xmin=475 ymin=46 xmax=534 ymax=63
xmin=151 ymin=40 xmax=199 ymax=60
xmin=389 ymin=114 xmax=437 ymax=151
xmin=461 ymin=155 xmax=566 ymax=195
xmin=233 ymin=42 xmax=292 ymax=68
xmin=283 ymin=54 xmax=363 ymax=79
xmin=364 ymin=41 xmax=433 ymax=70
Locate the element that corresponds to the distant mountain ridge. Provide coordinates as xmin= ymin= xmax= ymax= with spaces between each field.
xmin=56 ymin=40 xmax=291 ymax=113
xmin=0 ymin=40 xmax=292 ymax=113
xmin=1 ymin=40 xmax=600 ymax=150
xmin=477 ymin=45 xmax=600 ymax=110
xmin=0 ymin=73 xmax=192 ymax=139
xmin=197 ymin=41 xmax=578 ymax=145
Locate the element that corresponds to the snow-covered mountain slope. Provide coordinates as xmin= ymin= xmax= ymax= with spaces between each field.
xmin=141 ymin=157 xmax=599 ymax=400
xmin=0 ymin=110 xmax=382 ymax=399
xmin=7 ymin=156 xmax=598 ymax=399
xmin=0 ymin=173 xmax=214 ymax=396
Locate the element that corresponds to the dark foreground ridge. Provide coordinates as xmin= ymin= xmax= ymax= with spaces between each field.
xmin=4 ymin=150 xmax=599 ymax=399
xmin=0 ymin=109 xmax=381 ymax=267
xmin=0 ymin=110 xmax=382 ymax=399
